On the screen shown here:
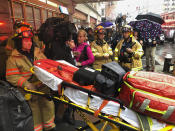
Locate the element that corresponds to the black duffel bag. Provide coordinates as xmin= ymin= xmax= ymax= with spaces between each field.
xmin=95 ymin=62 xmax=126 ymax=96
xmin=73 ymin=66 xmax=100 ymax=86
xmin=0 ymin=80 xmax=34 ymax=131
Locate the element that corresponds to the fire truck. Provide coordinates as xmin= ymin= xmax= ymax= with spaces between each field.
xmin=161 ymin=11 xmax=175 ymax=43
xmin=0 ymin=0 xmax=71 ymax=44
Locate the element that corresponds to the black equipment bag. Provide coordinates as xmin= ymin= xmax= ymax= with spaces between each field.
xmin=95 ymin=62 xmax=126 ymax=96
xmin=73 ymin=66 xmax=100 ymax=86
xmin=0 ymin=80 xmax=34 ymax=131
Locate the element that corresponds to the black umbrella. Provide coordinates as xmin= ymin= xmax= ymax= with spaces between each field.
xmin=136 ymin=12 xmax=165 ymax=25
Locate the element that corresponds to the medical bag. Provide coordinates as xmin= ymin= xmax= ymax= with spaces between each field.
xmin=119 ymin=71 xmax=175 ymax=124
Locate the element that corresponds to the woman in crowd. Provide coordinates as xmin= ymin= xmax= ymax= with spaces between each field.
xmin=72 ymin=29 xmax=94 ymax=67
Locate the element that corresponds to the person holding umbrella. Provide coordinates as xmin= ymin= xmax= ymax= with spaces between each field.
xmin=114 ymin=25 xmax=143 ymax=72
xmin=135 ymin=13 xmax=164 ymax=71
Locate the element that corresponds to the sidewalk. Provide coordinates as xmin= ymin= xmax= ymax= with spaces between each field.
xmin=142 ymin=55 xmax=174 ymax=75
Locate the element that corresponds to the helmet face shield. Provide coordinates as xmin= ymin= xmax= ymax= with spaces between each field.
xmin=16 ymin=26 xmax=33 ymax=38
xmin=22 ymin=31 xmax=33 ymax=38
xmin=122 ymin=25 xmax=133 ymax=33
xmin=122 ymin=27 xmax=131 ymax=33
xmin=98 ymin=29 xmax=105 ymax=34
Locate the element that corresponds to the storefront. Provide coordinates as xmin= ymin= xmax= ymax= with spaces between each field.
xmin=72 ymin=9 xmax=88 ymax=28
xmin=90 ymin=16 xmax=97 ymax=28
xmin=10 ymin=0 xmax=74 ymax=31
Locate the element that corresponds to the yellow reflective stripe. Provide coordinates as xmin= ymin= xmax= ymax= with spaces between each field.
xmin=91 ymin=48 xmax=97 ymax=52
xmin=104 ymin=53 xmax=109 ymax=56
xmin=109 ymin=51 xmax=113 ymax=55
xmin=115 ymin=48 xmax=118 ymax=52
xmin=135 ymin=51 xmax=143 ymax=55
xmin=96 ymin=69 xmax=101 ymax=71
xmin=129 ymin=90 xmax=136 ymax=108
xmin=158 ymin=125 xmax=175 ymax=131
xmin=135 ymin=51 xmax=143 ymax=56
xmin=108 ymin=47 xmax=112 ymax=50
xmin=147 ymin=117 xmax=153 ymax=130
xmin=93 ymin=52 xmax=100 ymax=56
xmin=131 ymin=67 xmax=143 ymax=71
xmin=134 ymin=48 xmax=143 ymax=56
xmin=114 ymin=57 xmax=118 ymax=61
xmin=124 ymin=81 xmax=175 ymax=102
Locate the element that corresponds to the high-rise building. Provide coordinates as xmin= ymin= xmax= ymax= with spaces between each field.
xmin=163 ymin=0 xmax=175 ymax=12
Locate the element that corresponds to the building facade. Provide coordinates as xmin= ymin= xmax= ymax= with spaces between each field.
xmin=73 ymin=3 xmax=102 ymax=28
xmin=163 ymin=0 xmax=175 ymax=12
xmin=0 ymin=0 xmax=76 ymax=42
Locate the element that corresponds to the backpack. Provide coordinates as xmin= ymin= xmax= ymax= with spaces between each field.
xmin=95 ymin=62 xmax=126 ymax=96
xmin=0 ymin=80 xmax=34 ymax=131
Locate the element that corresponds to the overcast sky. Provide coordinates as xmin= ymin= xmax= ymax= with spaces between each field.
xmin=115 ymin=0 xmax=164 ymax=21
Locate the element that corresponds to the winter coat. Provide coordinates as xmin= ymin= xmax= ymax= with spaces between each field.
xmin=114 ymin=36 xmax=143 ymax=71
xmin=6 ymin=47 xmax=55 ymax=130
xmin=91 ymin=40 xmax=113 ymax=71
xmin=6 ymin=47 xmax=46 ymax=88
xmin=73 ymin=42 xmax=94 ymax=66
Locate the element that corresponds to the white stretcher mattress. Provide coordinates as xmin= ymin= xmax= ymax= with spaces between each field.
xmin=34 ymin=60 xmax=175 ymax=131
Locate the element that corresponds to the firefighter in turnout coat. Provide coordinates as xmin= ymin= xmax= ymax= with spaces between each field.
xmin=91 ymin=26 xmax=113 ymax=71
xmin=6 ymin=26 xmax=56 ymax=131
xmin=114 ymin=25 xmax=143 ymax=71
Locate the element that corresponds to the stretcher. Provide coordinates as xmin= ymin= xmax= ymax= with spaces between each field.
xmin=25 ymin=60 xmax=175 ymax=131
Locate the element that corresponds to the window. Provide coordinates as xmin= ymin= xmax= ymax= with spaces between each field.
xmin=48 ymin=11 xmax=53 ymax=18
xmin=13 ymin=2 xmax=23 ymax=19
xmin=34 ymin=8 xmax=41 ymax=30
xmin=26 ymin=5 xmax=35 ymax=28
xmin=43 ymin=10 xmax=48 ymax=22
xmin=101 ymin=9 xmax=105 ymax=16
xmin=11 ymin=1 xmax=60 ymax=31
xmin=166 ymin=16 xmax=169 ymax=19
xmin=53 ymin=12 xmax=57 ymax=17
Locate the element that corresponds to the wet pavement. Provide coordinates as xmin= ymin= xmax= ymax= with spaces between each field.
xmin=156 ymin=42 xmax=175 ymax=65
xmin=142 ymin=42 xmax=175 ymax=73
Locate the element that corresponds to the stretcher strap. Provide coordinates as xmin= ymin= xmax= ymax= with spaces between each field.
xmin=87 ymin=97 xmax=91 ymax=108
xmin=118 ymin=108 xmax=122 ymax=117
xmin=94 ymin=100 xmax=109 ymax=117
xmin=136 ymin=113 xmax=152 ymax=131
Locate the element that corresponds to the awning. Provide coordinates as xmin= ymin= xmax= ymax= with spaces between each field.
xmin=72 ymin=0 xmax=120 ymax=4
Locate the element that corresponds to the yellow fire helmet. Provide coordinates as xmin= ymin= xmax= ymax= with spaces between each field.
xmin=95 ymin=25 xmax=105 ymax=34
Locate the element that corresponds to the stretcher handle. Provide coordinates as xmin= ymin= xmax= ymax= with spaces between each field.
xmin=62 ymin=81 xmax=125 ymax=109
xmin=24 ymin=87 xmax=53 ymax=101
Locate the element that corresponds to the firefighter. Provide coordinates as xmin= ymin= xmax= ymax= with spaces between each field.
xmin=114 ymin=25 xmax=143 ymax=71
xmin=5 ymin=20 xmax=45 ymax=56
xmin=6 ymin=26 xmax=56 ymax=131
xmin=91 ymin=26 xmax=113 ymax=71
